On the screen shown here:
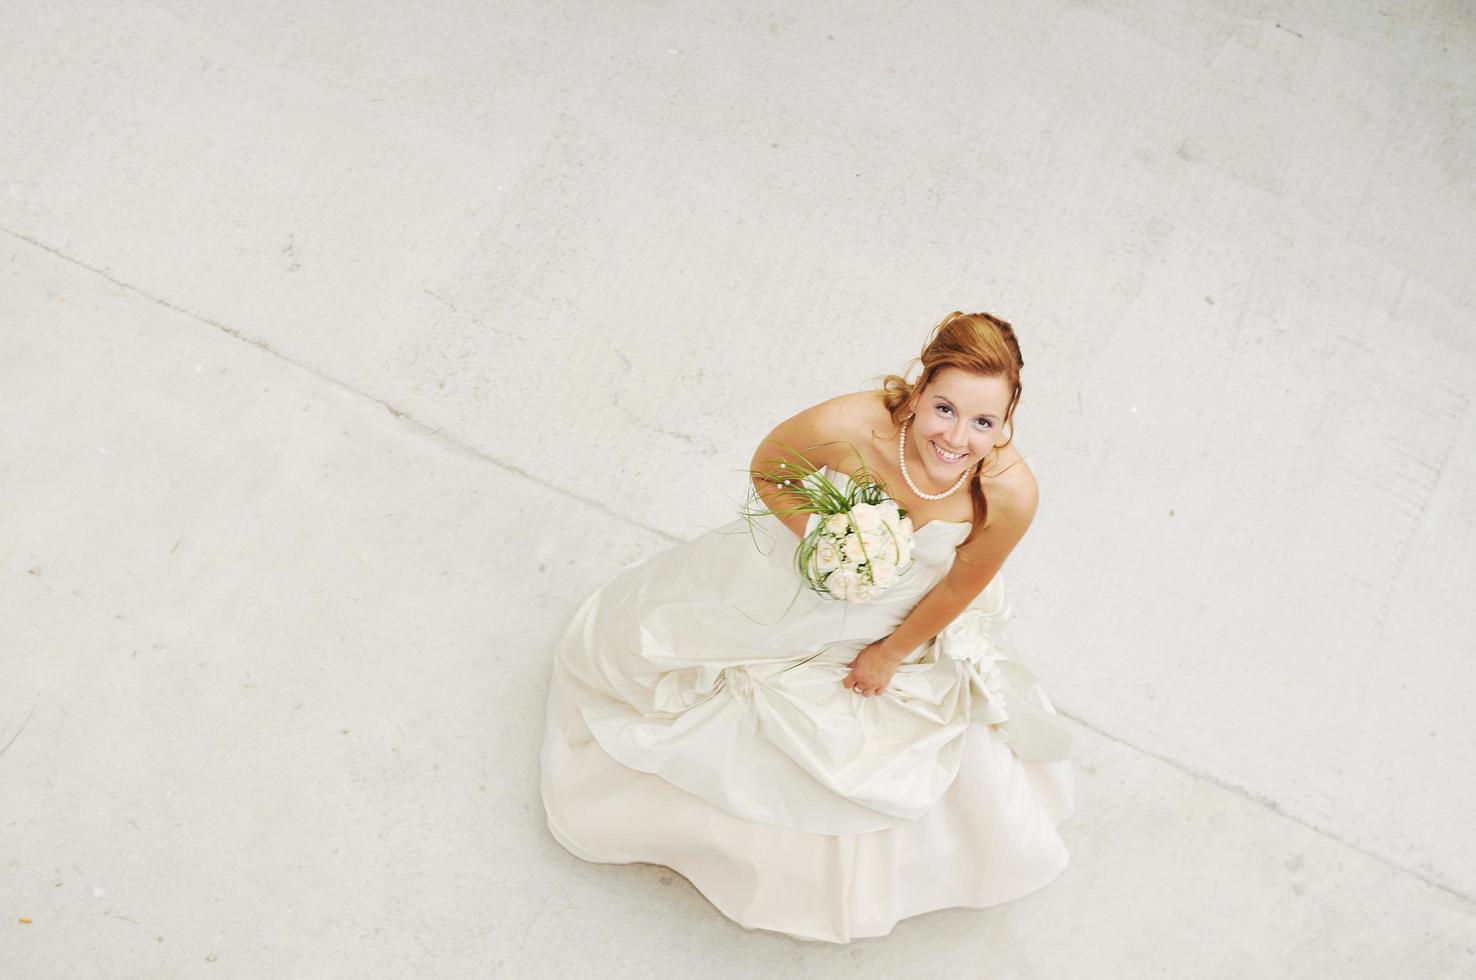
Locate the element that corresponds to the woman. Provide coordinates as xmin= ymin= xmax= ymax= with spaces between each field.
xmin=539 ymin=311 xmax=1075 ymax=943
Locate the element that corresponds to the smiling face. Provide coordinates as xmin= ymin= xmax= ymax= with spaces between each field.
xmin=904 ymin=367 xmax=1013 ymax=486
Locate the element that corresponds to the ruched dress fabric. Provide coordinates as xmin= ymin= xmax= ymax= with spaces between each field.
xmin=539 ymin=467 xmax=1075 ymax=943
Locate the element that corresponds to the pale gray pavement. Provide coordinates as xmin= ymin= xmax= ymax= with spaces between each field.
xmin=2 ymin=2 xmax=1475 ymax=977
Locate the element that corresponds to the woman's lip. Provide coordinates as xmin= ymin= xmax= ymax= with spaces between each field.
xmin=930 ymin=440 xmax=967 ymax=464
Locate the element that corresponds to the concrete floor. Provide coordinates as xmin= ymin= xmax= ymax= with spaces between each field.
xmin=2 ymin=1 xmax=1474 ymax=976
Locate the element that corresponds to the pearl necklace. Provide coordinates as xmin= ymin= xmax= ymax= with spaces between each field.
xmin=897 ymin=416 xmax=972 ymax=500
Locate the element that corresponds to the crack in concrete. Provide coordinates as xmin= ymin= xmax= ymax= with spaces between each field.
xmin=0 ymin=704 xmax=37 ymax=760
xmin=1068 ymin=709 xmax=1474 ymax=905
xmin=0 ymin=225 xmax=676 ymax=547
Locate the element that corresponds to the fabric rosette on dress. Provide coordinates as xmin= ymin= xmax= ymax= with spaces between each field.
xmin=932 ymin=595 xmax=1074 ymax=763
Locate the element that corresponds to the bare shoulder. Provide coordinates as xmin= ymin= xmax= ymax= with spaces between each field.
xmin=804 ymin=389 xmax=890 ymax=449
xmin=946 ymin=444 xmax=1040 ymax=580
xmin=752 ymin=390 xmax=884 ymax=472
xmin=826 ymin=389 xmax=901 ymax=466
xmin=832 ymin=389 xmax=893 ymax=437
xmin=976 ymin=444 xmax=1039 ymax=530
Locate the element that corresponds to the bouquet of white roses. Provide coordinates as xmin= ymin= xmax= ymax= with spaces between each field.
xmin=742 ymin=445 xmax=917 ymax=604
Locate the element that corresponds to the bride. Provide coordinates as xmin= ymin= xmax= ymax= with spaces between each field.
xmin=539 ymin=310 xmax=1075 ymax=943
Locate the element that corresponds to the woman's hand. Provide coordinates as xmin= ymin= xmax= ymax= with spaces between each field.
xmin=843 ymin=640 xmax=902 ymax=697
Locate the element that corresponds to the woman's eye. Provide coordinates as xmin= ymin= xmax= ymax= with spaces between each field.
xmin=938 ymin=404 xmax=992 ymax=429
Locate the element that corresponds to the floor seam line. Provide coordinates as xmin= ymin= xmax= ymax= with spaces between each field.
xmin=0 ymin=225 xmax=678 ymax=544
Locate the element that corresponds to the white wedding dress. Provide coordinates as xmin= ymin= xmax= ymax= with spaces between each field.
xmin=539 ymin=466 xmax=1075 ymax=943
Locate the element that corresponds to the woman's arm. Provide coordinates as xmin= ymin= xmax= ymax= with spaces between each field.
xmin=876 ymin=479 xmax=1040 ymax=661
xmin=749 ymin=396 xmax=852 ymax=539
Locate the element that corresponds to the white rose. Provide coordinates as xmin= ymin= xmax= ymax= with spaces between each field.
xmin=849 ymin=501 xmax=883 ymax=532
xmin=868 ymin=556 xmax=898 ymax=588
xmin=811 ymin=538 xmax=842 ymax=574
xmin=824 ymin=567 xmax=860 ymax=599
xmin=863 ymin=527 xmax=902 ymax=563
xmin=898 ymin=515 xmax=913 ymax=536
xmin=841 ymin=532 xmax=867 ymax=565
xmin=823 ymin=512 xmax=851 ymax=537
